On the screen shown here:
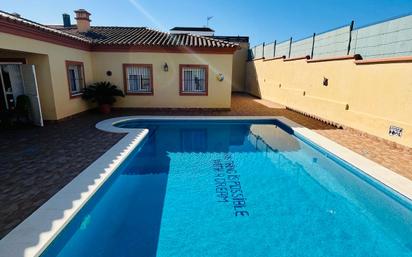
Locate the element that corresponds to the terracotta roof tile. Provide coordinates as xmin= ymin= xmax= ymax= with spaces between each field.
xmin=0 ymin=10 xmax=237 ymax=49
xmin=0 ymin=10 xmax=89 ymax=42
xmin=51 ymin=25 xmax=238 ymax=48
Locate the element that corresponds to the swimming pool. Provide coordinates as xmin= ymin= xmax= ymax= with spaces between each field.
xmin=40 ymin=119 xmax=412 ymax=257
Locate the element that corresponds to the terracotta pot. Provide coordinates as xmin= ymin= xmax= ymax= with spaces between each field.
xmin=99 ymin=104 xmax=111 ymax=114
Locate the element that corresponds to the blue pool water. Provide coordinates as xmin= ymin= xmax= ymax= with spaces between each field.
xmin=41 ymin=119 xmax=412 ymax=257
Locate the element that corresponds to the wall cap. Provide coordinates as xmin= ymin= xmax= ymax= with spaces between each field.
xmin=307 ymin=54 xmax=362 ymax=63
xmin=262 ymin=56 xmax=286 ymax=62
xmin=355 ymin=56 xmax=412 ymax=65
xmin=283 ymin=55 xmax=310 ymax=62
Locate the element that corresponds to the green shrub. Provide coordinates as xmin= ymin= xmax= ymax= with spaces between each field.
xmin=82 ymin=81 xmax=124 ymax=105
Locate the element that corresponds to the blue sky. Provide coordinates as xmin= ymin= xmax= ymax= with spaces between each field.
xmin=2 ymin=0 xmax=412 ymax=46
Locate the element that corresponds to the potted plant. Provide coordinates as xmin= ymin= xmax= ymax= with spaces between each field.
xmin=82 ymin=81 xmax=124 ymax=114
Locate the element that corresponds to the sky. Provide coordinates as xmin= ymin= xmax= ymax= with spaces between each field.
xmin=1 ymin=0 xmax=412 ymax=46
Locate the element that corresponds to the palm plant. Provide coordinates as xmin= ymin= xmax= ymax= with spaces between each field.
xmin=82 ymin=81 xmax=124 ymax=114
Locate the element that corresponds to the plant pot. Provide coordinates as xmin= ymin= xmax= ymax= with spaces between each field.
xmin=99 ymin=104 xmax=111 ymax=114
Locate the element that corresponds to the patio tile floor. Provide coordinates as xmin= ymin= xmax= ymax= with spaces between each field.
xmin=0 ymin=93 xmax=411 ymax=238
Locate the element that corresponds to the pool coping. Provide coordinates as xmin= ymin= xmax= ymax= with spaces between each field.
xmin=0 ymin=115 xmax=411 ymax=257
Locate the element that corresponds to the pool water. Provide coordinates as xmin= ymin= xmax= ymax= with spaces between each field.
xmin=41 ymin=120 xmax=412 ymax=257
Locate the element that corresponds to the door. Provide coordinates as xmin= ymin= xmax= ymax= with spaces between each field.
xmin=21 ymin=65 xmax=43 ymax=126
xmin=0 ymin=70 xmax=7 ymax=111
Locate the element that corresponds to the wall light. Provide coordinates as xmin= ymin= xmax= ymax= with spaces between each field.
xmin=323 ymin=77 xmax=328 ymax=86
xmin=163 ymin=63 xmax=169 ymax=72
xmin=216 ymin=73 xmax=224 ymax=81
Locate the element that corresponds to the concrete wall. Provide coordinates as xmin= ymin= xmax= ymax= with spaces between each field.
xmin=91 ymin=52 xmax=233 ymax=109
xmin=0 ymin=32 xmax=94 ymax=120
xmin=231 ymin=42 xmax=249 ymax=92
xmin=246 ymin=58 xmax=412 ymax=147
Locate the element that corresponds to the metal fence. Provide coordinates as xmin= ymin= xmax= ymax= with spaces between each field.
xmin=249 ymin=13 xmax=412 ymax=60
xmin=290 ymin=35 xmax=313 ymax=58
xmin=275 ymin=39 xmax=291 ymax=59
xmin=313 ymin=25 xmax=351 ymax=58
xmin=263 ymin=42 xmax=275 ymax=59
xmin=350 ymin=14 xmax=412 ymax=59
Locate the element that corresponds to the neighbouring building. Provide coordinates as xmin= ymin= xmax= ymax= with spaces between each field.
xmin=0 ymin=9 xmax=248 ymax=124
xmin=170 ymin=27 xmax=215 ymax=37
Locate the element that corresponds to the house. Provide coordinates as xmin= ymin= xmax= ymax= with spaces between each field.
xmin=169 ymin=27 xmax=249 ymax=93
xmin=0 ymin=9 xmax=247 ymax=124
xmin=170 ymin=27 xmax=215 ymax=37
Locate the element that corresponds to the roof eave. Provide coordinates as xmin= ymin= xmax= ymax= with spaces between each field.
xmin=90 ymin=44 xmax=238 ymax=54
xmin=0 ymin=16 xmax=91 ymax=50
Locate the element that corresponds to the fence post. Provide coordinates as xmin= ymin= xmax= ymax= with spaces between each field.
xmin=288 ymin=37 xmax=292 ymax=58
xmin=273 ymin=40 xmax=277 ymax=58
xmin=262 ymin=42 xmax=265 ymax=59
xmin=310 ymin=33 xmax=316 ymax=59
xmin=347 ymin=20 xmax=355 ymax=55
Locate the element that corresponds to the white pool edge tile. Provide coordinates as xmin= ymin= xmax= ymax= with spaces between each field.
xmin=275 ymin=116 xmax=412 ymax=201
xmin=1 ymin=115 xmax=411 ymax=257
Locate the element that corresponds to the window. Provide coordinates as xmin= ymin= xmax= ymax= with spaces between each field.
xmin=180 ymin=65 xmax=208 ymax=95
xmin=65 ymin=61 xmax=85 ymax=98
xmin=123 ymin=64 xmax=153 ymax=95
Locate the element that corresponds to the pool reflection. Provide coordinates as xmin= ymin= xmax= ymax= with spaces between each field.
xmin=41 ymin=121 xmax=301 ymax=257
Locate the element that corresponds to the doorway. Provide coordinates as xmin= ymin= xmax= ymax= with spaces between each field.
xmin=0 ymin=61 xmax=43 ymax=126
xmin=0 ymin=64 xmax=24 ymax=111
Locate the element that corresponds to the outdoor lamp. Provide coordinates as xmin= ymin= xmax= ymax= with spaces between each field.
xmin=163 ymin=63 xmax=169 ymax=72
xmin=216 ymin=73 xmax=224 ymax=81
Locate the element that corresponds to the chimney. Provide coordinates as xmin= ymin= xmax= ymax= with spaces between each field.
xmin=74 ymin=9 xmax=91 ymax=32
xmin=11 ymin=12 xmax=21 ymax=18
xmin=62 ymin=13 xmax=71 ymax=27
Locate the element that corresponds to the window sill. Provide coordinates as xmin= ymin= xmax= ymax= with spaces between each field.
xmin=180 ymin=92 xmax=208 ymax=96
xmin=126 ymin=91 xmax=154 ymax=96
xmin=70 ymin=92 xmax=83 ymax=99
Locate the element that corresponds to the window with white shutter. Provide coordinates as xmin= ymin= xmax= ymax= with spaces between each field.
xmin=123 ymin=64 xmax=153 ymax=94
xmin=180 ymin=65 xmax=208 ymax=95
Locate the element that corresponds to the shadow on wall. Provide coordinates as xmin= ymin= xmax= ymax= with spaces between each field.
xmin=245 ymin=61 xmax=261 ymax=98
